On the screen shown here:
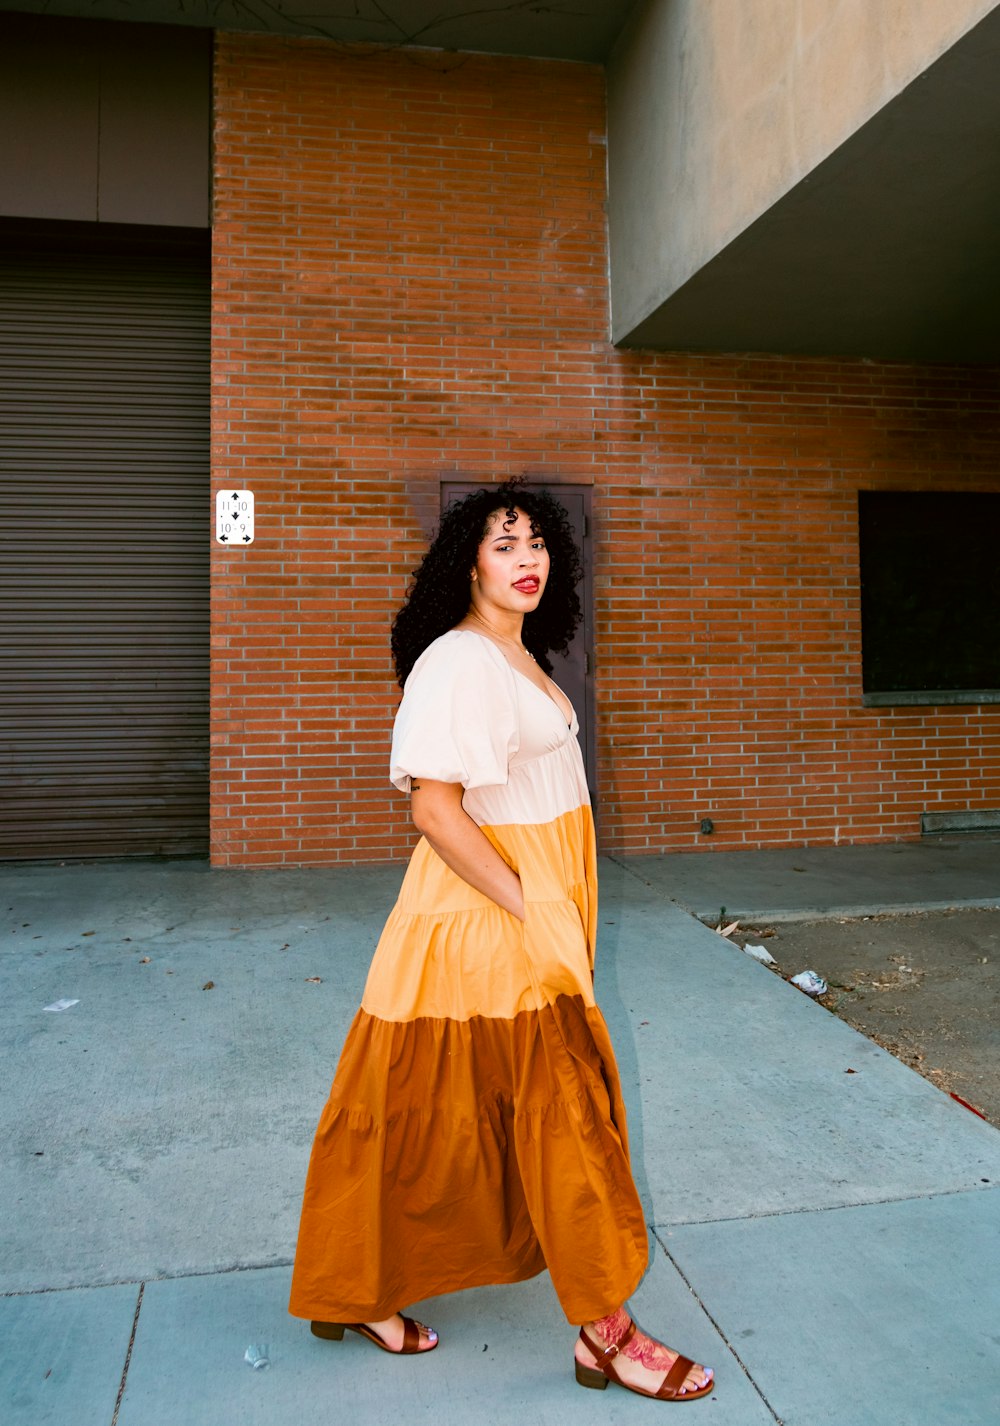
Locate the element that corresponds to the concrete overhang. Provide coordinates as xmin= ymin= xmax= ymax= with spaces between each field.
xmin=0 ymin=0 xmax=639 ymax=62
xmin=612 ymin=5 xmax=1000 ymax=363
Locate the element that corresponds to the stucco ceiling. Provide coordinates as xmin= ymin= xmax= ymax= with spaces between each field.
xmin=0 ymin=0 xmax=639 ymax=61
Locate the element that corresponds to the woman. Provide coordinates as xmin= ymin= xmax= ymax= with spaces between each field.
xmin=289 ymin=481 xmax=714 ymax=1403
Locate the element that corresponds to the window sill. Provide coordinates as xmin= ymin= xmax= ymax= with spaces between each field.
xmin=863 ymin=689 xmax=1000 ymax=707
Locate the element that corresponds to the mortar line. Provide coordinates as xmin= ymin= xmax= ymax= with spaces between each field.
xmin=653 ymin=1227 xmax=784 ymax=1425
xmin=109 ymin=1280 xmax=143 ymax=1426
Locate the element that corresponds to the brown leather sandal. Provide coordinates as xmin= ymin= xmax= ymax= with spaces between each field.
xmin=576 ymin=1320 xmax=713 ymax=1401
xmin=311 ymin=1316 xmax=437 ymax=1355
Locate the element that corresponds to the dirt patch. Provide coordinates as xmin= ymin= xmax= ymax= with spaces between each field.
xmin=731 ymin=907 xmax=1000 ymax=1127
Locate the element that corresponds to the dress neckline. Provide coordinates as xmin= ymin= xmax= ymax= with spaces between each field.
xmin=510 ymin=665 xmax=574 ymax=732
xmin=455 ymin=628 xmax=574 ymax=730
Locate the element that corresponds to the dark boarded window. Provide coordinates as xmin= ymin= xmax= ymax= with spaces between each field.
xmin=858 ymin=491 xmax=1000 ymax=705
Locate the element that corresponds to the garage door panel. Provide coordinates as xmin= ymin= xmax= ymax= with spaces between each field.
xmin=0 ymin=220 xmax=209 ymax=859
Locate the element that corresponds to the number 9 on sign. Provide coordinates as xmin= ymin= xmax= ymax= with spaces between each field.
xmin=216 ymin=489 xmax=255 ymax=545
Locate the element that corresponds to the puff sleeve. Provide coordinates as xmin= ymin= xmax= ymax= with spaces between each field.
xmin=390 ymin=631 xmax=519 ymax=792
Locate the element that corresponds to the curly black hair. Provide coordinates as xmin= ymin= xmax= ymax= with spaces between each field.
xmin=391 ymin=479 xmax=583 ymax=685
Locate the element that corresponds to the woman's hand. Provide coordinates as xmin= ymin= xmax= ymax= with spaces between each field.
xmin=410 ymin=779 xmax=525 ymax=921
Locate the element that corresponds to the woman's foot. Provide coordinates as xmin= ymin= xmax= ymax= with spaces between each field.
xmin=365 ymin=1313 xmax=438 ymax=1353
xmin=310 ymin=1313 xmax=438 ymax=1354
xmin=576 ymin=1309 xmax=712 ymax=1399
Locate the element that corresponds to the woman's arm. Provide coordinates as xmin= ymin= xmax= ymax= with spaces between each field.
xmin=410 ymin=779 xmax=525 ymax=921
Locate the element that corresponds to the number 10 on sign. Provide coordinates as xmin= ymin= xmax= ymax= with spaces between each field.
xmin=216 ymin=489 xmax=254 ymax=545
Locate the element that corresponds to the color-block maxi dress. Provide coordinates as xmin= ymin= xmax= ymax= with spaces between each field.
xmin=288 ymin=630 xmax=648 ymax=1326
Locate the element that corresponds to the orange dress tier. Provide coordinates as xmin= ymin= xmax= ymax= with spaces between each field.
xmin=288 ymin=630 xmax=648 ymax=1326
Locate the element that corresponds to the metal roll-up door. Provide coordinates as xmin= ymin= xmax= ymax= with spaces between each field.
xmin=0 ymin=220 xmax=210 ymax=860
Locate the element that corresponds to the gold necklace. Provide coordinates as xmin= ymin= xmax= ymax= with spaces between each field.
xmin=468 ymin=609 xmax=536 ymax=662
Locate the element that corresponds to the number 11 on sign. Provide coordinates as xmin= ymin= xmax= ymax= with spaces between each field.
xmin=216 ymin=489 xmax=254 ymax=545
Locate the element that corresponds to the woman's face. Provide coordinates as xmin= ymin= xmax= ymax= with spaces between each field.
xmin=470 ymin=506 xmax=550 ymax=616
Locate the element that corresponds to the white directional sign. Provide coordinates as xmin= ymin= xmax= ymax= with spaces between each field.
xmin=216 ymin=489 xmax=254 ymax=545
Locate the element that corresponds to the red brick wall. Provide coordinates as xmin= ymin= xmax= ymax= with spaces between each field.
xmin=211 ymin=33 xmax=1000 ymax=865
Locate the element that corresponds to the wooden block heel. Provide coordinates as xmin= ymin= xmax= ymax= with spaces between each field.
xmin=310 ymin=1321 xmax=346 ymax=1340
xmin=575 ymin=1361 xmax=609 ymax=1390
xmin=577 ymin=1322 xmax=714 ymax=1402
xmin=309 ymin=1316 xmax=437 ymax=1354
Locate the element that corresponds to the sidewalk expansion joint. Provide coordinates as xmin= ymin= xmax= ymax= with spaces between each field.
xmin=653 ymin=1180 xmax=999 ymax=1233
xmin=1 ymin=1255 xmax=296 ymax=1298
xmin=653 ymin=1228 xmax=784 ymax=1425
xmin=110 ymin=1280 xmax=143 ymax=1426
xmin=605 ymin=854 xmax=657 ymax=885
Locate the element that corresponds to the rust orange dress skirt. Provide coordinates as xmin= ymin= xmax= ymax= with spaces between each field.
xmin=288 ymin=630 xmax=648 ymax=1326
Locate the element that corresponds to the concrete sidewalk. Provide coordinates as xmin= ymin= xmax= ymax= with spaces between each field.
xmin=2 ymin=846 xmax=999 ymax=1425
xmin=620 ymin=833 xmax=1000 ymax=923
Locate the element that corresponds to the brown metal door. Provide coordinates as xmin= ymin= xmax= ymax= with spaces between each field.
xmin=440 ymin=481 xmax=596 ymax=797
xmin=0 ymin=220 xmax=210 ymax=859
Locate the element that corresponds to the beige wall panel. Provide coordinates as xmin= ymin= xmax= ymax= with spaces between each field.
xmin=608 ymin=0 xmax=1000 ymax=338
